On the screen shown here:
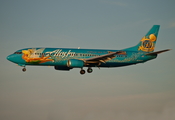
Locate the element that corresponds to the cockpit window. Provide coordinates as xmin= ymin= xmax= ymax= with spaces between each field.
xmin=14 ymin=52 xmax=22 ymax=54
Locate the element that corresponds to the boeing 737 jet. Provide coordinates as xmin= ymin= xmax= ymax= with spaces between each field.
xmin=7 ymin=25 xmax=170 ymax=74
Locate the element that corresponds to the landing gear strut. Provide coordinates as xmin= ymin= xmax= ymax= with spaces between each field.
xmin=22 ymin=67 xmax=26 ymax=72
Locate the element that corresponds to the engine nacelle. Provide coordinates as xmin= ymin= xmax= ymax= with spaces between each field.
xmin=54 ymin=66 xmax=72 ymax=71
xmin=67 ymin=59 xmax=84 ymax=68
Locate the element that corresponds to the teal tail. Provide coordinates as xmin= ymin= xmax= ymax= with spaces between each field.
xmin=123 ymin=25 xmax=160 ymax=52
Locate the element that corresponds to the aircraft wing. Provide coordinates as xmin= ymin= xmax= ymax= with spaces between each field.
xmin=84 ymin=51 xmax=125 ymax=64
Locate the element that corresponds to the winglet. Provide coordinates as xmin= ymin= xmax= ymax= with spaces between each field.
xmin=145 ymin=49 xmax=171 ymax=55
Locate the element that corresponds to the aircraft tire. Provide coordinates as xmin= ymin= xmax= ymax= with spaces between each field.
xmin=80 ymin=69 xmax=85 ymax=75
xmin=87 ymin=68 xmax=93 ymax=73
xmin=22 ymin=68 xmax=26 ymax=72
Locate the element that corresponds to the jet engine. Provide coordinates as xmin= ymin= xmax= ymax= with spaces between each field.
xmin=67 ymin=59 xmax=84 ymax=68
xmin=54 ymin=66 xmax=72 ymax=71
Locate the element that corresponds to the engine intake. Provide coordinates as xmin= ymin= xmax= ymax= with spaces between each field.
xmin=67 ymin=59 xmax=84 ymax=68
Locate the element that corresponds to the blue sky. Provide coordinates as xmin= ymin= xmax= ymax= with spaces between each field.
xmin=0 ymin=0 xmax=175 ymax=120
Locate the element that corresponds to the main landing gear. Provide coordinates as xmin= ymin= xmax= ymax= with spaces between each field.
xmin=80 ymin=67 xmax=93 ymax=75
xmin=80 ymin=69 xmax=85 ymax=75
xmin=87 ymin=67 xmax=93 ymax=73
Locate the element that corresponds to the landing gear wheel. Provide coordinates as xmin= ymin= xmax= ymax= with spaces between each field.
xmin=87 ymin=68 xmax=93 ymax=73
xmin=22 ymin=68 xmax=26 ymax=72
xmin=80 ymin=69 xmax=85 ymax=75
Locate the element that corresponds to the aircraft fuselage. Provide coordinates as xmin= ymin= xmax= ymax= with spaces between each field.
xmin=7 ymin=48 xmax=157 ymax=67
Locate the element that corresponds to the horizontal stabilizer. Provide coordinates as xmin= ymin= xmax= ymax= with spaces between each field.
xmin=146 ymin=49 xmax=171 ymax=55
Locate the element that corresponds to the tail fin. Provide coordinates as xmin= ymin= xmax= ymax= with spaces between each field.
xmin=123 ymin=25 xmax=160 ymax=52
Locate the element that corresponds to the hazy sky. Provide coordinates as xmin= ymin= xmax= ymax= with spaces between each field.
xmin=0 ymin=0 xmax=175 ymax=120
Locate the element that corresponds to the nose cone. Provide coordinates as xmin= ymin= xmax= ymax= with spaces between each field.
xmin=7 ymin=54 xmax=16 ymax=62
xmin=7 ymin=53 xmax=25 ymax=65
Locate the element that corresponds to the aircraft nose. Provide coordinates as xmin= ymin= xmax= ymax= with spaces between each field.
xmin=7 ymin=54 xmax=15 ymax=62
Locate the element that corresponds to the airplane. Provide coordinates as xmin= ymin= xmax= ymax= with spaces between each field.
xmin=7 ymin=25 xmax=171 ymax=75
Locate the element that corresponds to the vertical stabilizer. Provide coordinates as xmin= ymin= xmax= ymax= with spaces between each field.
xmin=123 ymin=25 xmax=160 ymax=52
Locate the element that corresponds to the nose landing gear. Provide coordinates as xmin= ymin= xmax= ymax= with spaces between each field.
xmin=22 ymin=67 xmax=26 ymax=72
xmin=18 ymin=64 xmax=26 ymax=72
